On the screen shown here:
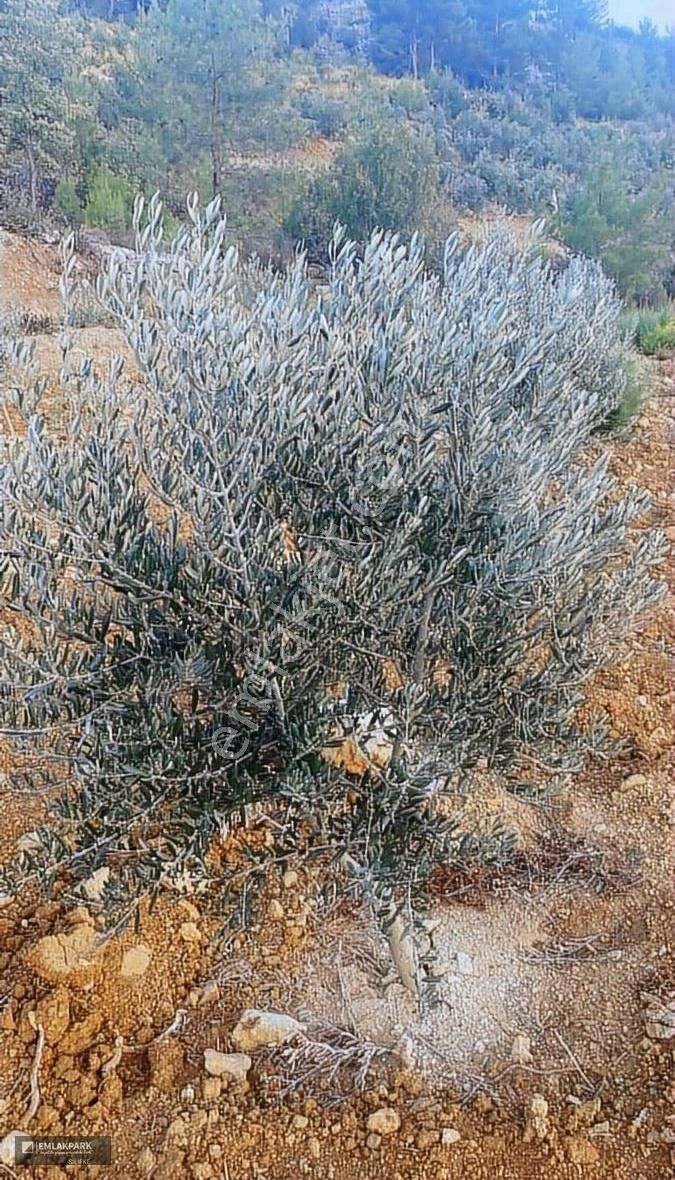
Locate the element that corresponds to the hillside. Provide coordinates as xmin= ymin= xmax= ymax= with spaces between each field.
xmin=0 ymin=0 xmax=672 ymax=299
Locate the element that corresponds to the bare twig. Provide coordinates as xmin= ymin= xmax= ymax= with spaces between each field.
xmin=336 ymin=941 xmax=358 ymax=1034
xmin=101 ymin=1034 xmax=124 ymax=1079
xmin=552 ymin=1027 xmax=595 ymax=1094
xmin=524 ymin=933 xmax=609 ymax=965
xmin=24 ymin=1012 xmax=45 ymax=1124
xmin=267 ymin=1020 xmax=391 ymax=1106
xmin=123 ymin=1010 xmax=187 ymax=1054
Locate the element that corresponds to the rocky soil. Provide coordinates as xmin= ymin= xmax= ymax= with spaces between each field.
xmin=0 ymin=232 xmax=673 ymax=1179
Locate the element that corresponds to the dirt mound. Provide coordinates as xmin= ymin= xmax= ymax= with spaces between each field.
xmin=0 ymin=230 xmax=64 ymax=329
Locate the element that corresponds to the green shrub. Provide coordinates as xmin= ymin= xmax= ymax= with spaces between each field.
xmin=389 ymin=79 xmax=430 ymax=115
xmin=603 ymin=358 xmax=646 ymax=432
xmin=427 ymin=69 xmax=467 ymax=117
xmin=0 ymin=204 xmax=665 ymax=1000
xmin=295 ymin=92 xmax=349 ymax=137
xmin=84 ymin=164 xmax=134 ymax=235
xmin=633 ymin=307 xmax=675 ymax=356
xmin=559 ymin=164 xmax=672 ymax=303
xmin=284 ymin=119 xmax=441 ymax=254
xmin=54 ymin=178 xmax=84 ymax=226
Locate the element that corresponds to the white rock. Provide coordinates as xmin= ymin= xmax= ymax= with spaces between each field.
xmin=120 ymin=944 xmax=152 ymax=978
xmin=137 ymin=1146 xmax=156 ymax=1175
xmin=511 ymin=1033 xmax=533 ymax=1064
xmin=17 ymin=830 xmax=42 ymax=853
xmin=366 ymin=1107 xmax=401 ymax=1136
xmin=0 ymin=1131 xmax=28 ymax=1167
xmin=441 ymin=1127 xmax=461 ymax=1146
xmin=81 ymin=866 xmax=111 ymax=903
xmin=179 ymin=921 xmax=202 ymax=944
xmin=231 ymin=1008 xmax=305 ymax=1052
xmin=454 ymin=951 xmax=474 ymax=976
xmin=620 ymin=773 xmax=647 ymax=790
xmin=529 ymin=1093 xmax=549 ymax=1140
xmin=204 ymin=1049 xmax=251 ymax=1081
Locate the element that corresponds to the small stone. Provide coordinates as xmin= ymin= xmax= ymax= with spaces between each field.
xmin=137 ymin=1147 xmax=156 ymax=1175
xmin=204 ymin=1049 xmax=251 ymax=1081
xmin=0 ymin=1131 xmax=29 ymax=1166
xmin=35 ymin=987 xmax=71 ymax=1045
xmin=292 ymin=1115 xmax=309 ymax=1130
xmin=366 ymin=1133 xmax=382 ymax=1150
xmin=200 ymin=980 xmax=220 ymax=1006
xmin=511 ymin=1033 xmax=533 ymax=1065
xmin=527 ymin=1093 xmax=549 ymax=1141
xmin=454 ymin=951 xmax=473 ymax=975
xmin=282 ymin=870 xmax=299 ymax=889
xmin=268 ymin=899 xmax=284 ymax=921
xmin=231 ymin=1009 xmax=305 ymax=1052
xmin=178 ymin=900 xmax=201 ymax=920
xmin=203 ymin=1076 xmax=222 ymax=1101
xmin=159 ymin=1146 xmax=186 ymax=1178
xmin=17 ymin=830 xmax=43 ymax=853
xmin=180 ymin=1084 xmax=195 ymax=1104
xmin=441 ymin=1128 xmax=461 ymax=1146
xmin=26 ymin=924 xmax=100 ymax=986
xmin=642 ymin=991 xmax=675 ymax=1039
xmin=67 ymin=1074 xmax=98 ymax=1108
xmin=192 ymin=1164 xmax=214 ymax=1180
xmin=0 ymin=1006 xmax=15 ymax=1032
xmin=179 ymin=922 xmax=202 ymax=944
xmin=565 ymin=1136 xmax=600 ymax=1165
xmin=59 ymin=1012 xmax=103 ymax=1055
xmin=567 ymin=1098 xmax=601 ymax=1131
xmin=308 ymin=1138 xmax=321 ymax=1160
xmin=65 ymin=905 xmax=96 ymax=927
xmin=120 ymin=944 xmax=152 ymax=978
xmin=367 ymin=1107 xmax=401 ymax=1137
xmin=474 ymin=1093 xmax=494 ymax=1114
xmin=416 ymin=1129 xmax=440 ymax=1149
xmin=166 ymin=1116 xmax=189 ymax=1148
xmin=189 ymin=1110 xmax=208 ymax=1134
xmin=590 ymin=1121 xmax=610 ymax=1136
xmin=620 ymin=773 xmax=647 ymax=790
xmin=650 ymin=727 xmax=668 ymax=746
xmin=81 ymin=866 xmax=111 ymax=903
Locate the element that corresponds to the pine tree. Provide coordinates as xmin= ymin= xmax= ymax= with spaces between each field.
xmin=0 ymin=0 xmax=90 ymax=213
xmin=134 ymin=0 xmax=280 ymax=198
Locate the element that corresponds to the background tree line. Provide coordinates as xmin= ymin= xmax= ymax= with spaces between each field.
xmin=0 ymin=0 xmax=672 ymax=301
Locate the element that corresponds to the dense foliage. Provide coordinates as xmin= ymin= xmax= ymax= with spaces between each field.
xmin=0 ymin=205 xmax=666 ymax=991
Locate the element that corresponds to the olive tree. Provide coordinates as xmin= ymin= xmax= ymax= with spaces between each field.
xmin=0 ymin=198 xmax=665 ymax=1004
